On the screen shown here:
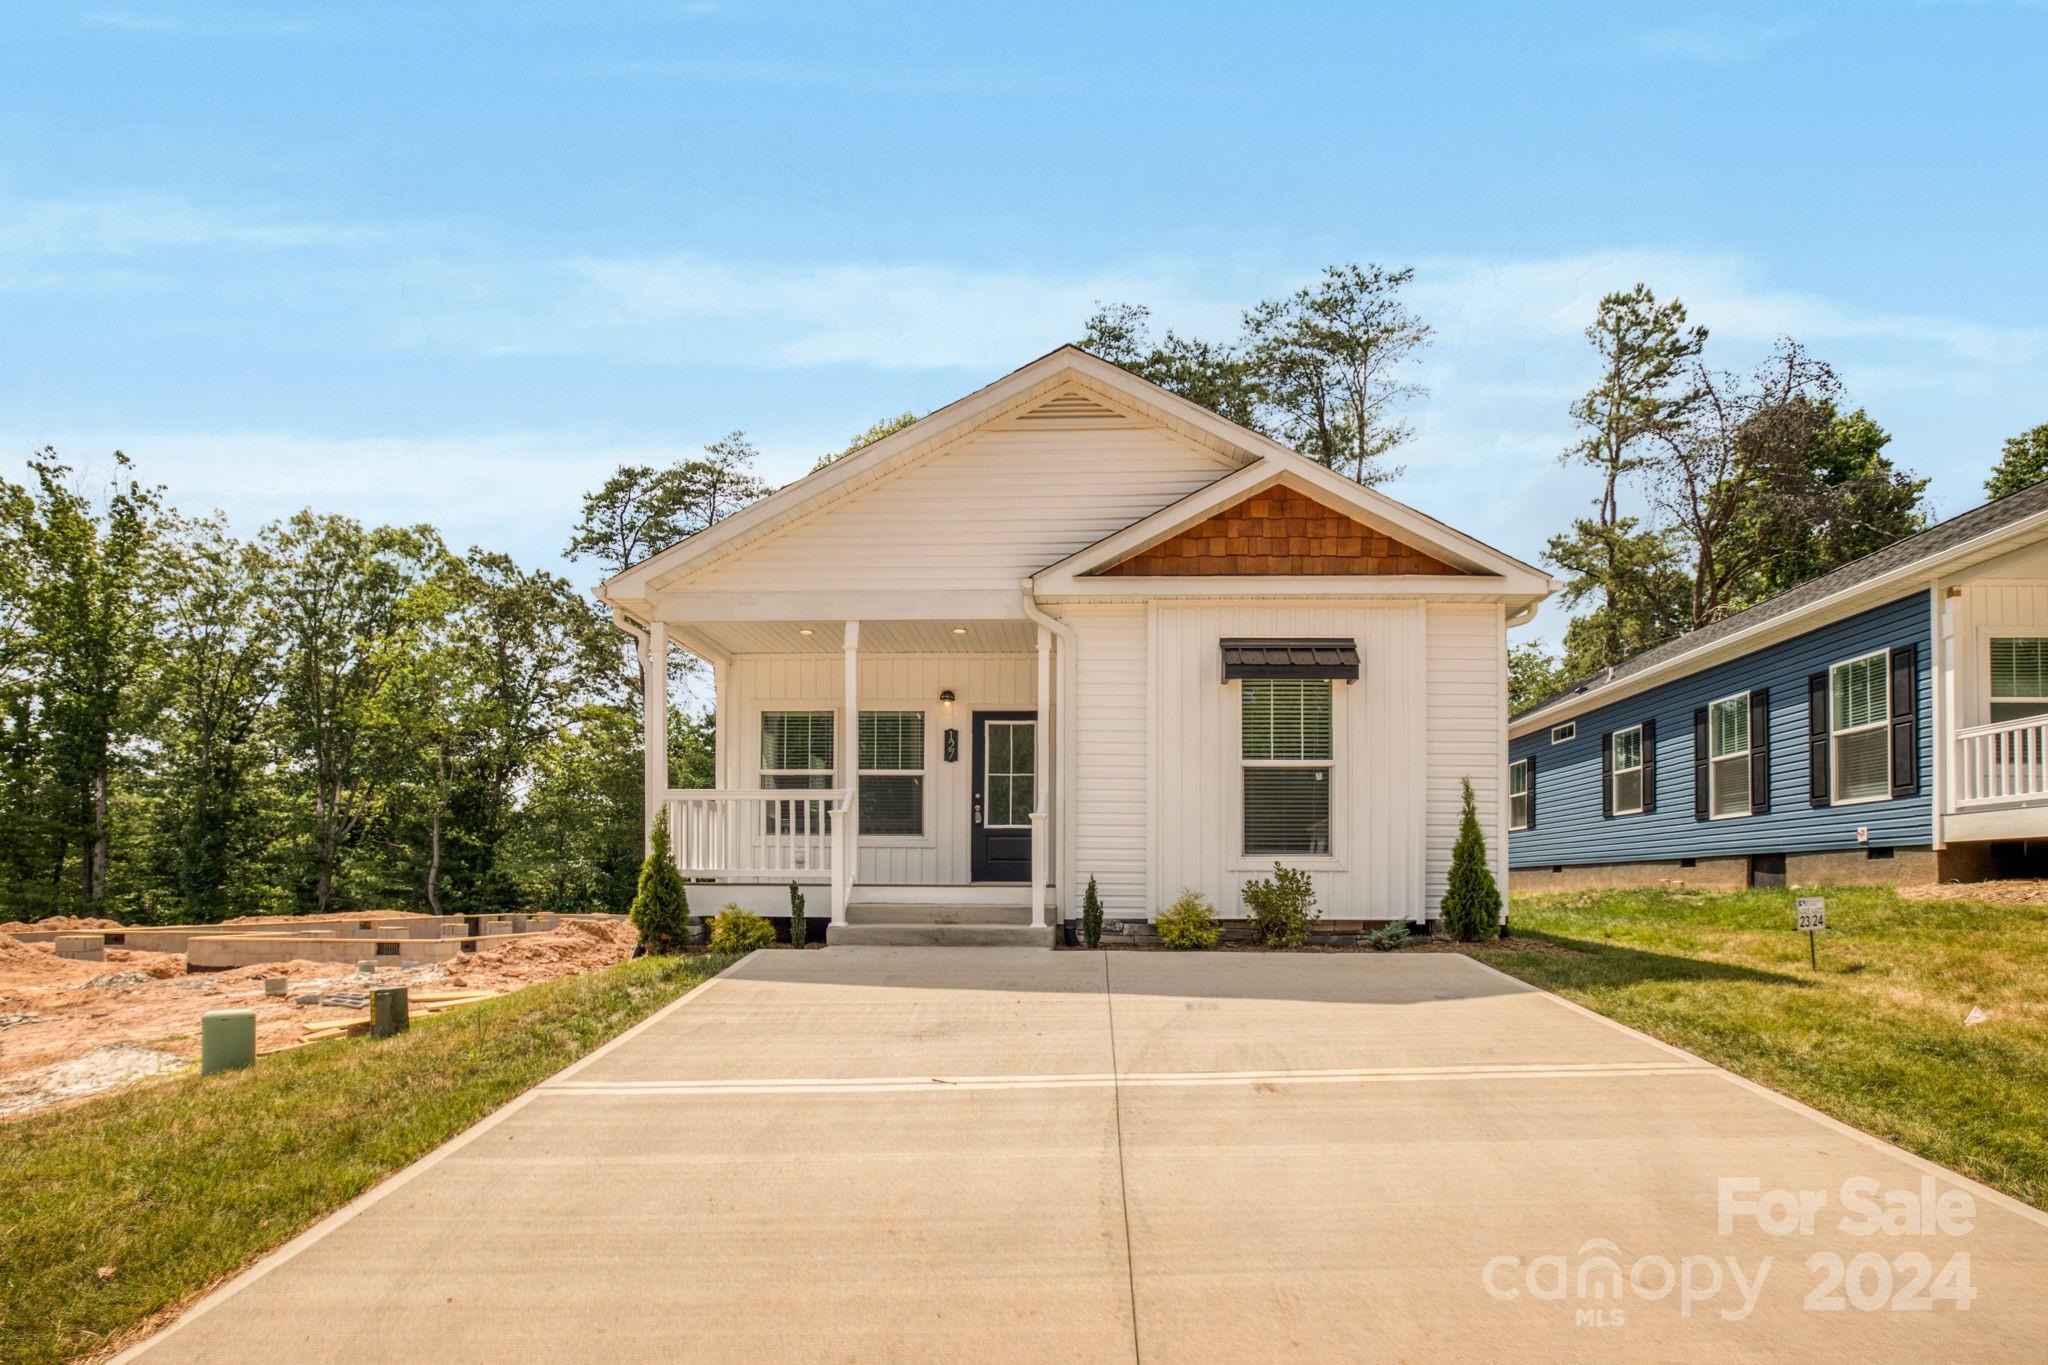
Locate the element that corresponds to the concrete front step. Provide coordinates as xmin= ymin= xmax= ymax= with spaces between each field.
xmin=829 ymin=923 xmax=1057 ymax=948
xmin=843 ymin=903 xmax=1032 ymax=926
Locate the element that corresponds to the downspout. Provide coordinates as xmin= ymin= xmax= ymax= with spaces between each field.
xmin=1021 ymin=580 xmax=1079 ymax=929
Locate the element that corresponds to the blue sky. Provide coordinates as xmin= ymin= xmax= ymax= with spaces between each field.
xmin=3 ymin=1 xmax=2044 ymax=647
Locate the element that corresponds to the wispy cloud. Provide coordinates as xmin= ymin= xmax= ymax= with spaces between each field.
xmin=0 ymin=194 xmax=382 ymax=269
xmin=78 ymin=8 xmax=326 ymax=37
xmin=1636 ymin=18 xmax=1806 ymax=64
xmin=597 ymin=57 xmax=1064 ymax=97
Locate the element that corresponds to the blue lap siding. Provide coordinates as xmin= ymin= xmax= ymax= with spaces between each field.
xmin=1509 ymin=591 xmax=1934 ymax=867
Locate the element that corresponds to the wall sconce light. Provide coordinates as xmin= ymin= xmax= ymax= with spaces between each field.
xmin=939 ymin=689 xmax=956 ymax=707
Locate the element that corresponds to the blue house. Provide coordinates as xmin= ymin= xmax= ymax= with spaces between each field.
xmin=1510 ymin=481 xmax=2048 ymax=890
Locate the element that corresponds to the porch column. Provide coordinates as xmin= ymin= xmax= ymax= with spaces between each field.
xmin=641 ymin=619 xmax=669 ymax=852
xmin=1030 ymin=625 xmax=1051 ymax=929
xmin=834 ymin=621 xmax=860 ymax=925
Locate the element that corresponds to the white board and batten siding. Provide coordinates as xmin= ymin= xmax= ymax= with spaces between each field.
xmin=1064 ymin=605 xmax=1150 ymax=920
xmin=680 ymin=423 xmax=1242 ymax=597
xmin=723 ymin=652 xmax=1037 ymax=886
xmin=1424 ymin=603 xmax=1509 ymax=905
xmin=1059 ymin=599 xmax=1508 ymax=923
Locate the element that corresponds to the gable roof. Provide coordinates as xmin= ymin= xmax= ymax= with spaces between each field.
xmin=1093 ymin=483 xmax=1464 ymax=577
xmin=1030 ymin=456 xmax=1551 ymax=600
xmin=599 ymin=345 xmax=1555 ymax=614
xmin=1513 ymin=479 xmax=2048 ymax=733
xmin=600 ymin=345 xmax=1270 ymax=607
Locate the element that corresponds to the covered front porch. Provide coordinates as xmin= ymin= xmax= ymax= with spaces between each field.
xmin=627 ymin=615 xmax=1065 ymax=931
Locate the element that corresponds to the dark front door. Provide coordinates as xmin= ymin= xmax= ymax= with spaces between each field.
xmin=971 ymin=712 xmax=1035 ymax=882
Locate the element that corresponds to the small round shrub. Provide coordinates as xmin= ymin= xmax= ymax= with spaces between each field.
xmin=708 ymin=905 xmax=776 ymax=954
xmin=1155 ymin=889 xmax=1220 ymax=950
xmin=1241 ymin=862 xmax=1319 ymax=948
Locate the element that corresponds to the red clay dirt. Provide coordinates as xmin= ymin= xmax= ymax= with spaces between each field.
xmin=0 ymin=917 xmax=640 ymax=1120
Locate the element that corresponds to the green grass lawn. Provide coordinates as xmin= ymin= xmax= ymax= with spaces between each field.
xmin=1470 ymin=886 xmax=2048 ymax=1211
xmin=0 ymin=952 xmax=733 ymax=1365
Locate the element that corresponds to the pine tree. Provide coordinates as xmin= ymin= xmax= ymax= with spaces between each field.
xmin=1082 ymin=875 xmax=1103 ymax=949
xmin=1441 ymin=778 xmax=1501 ymax=942
xmin=630 ymin=818 xmax=690 ymax=954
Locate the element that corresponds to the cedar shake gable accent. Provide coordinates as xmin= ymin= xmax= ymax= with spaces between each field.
xmin=1092 ymin=486 xmax=1470 ymax=577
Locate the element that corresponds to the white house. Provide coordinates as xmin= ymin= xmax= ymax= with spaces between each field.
xmin=599 ymin=347 xmax=1555 ymax=944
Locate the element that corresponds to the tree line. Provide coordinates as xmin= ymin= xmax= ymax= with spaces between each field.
xmin=0 ymin=440 xmax=765 ymax=924
xmin=6 ymin=263 xmax=2039 ymax=922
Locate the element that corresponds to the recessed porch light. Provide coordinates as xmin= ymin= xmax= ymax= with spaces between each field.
xmin=951 ymin=626 xmax=968 ymax=635
xmin=798 ymin=627 xmax=814 ymax=636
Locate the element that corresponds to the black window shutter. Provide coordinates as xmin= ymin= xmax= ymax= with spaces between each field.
xmin=1749 ymin=689 xmax=1770 ymax=815
xmin=1890 ymin=644 xmax=1920 ymax=798
xmin=1807 ymin=670 xmax=1831 ymax=807
xmin=1525 ymin=752 xmax=1536 ymax=827
xmin=1641 ymin=717 xmax=1657 ymax=813
xmin=1693 ymin=707 xmax=1710 ymax=820
xmin=1600 ymin=732 xmax=1614 ymax=818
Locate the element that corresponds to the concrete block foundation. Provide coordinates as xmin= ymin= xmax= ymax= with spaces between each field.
xmin=1510 ymin=847 xmax=1940 ymax=893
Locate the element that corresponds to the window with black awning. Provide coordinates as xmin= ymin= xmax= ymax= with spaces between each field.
xmin=1219 ymin=638 xmax=1360 ymax=683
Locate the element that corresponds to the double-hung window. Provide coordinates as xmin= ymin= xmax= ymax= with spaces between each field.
xmin=1610 ymin=725 xmax=1645 ymax=815
xmin=1508 ymin=759 xmax=1531 ymax=831
xmin=760 ymin=711 xmax=835 ymax=832
xmin=1830 ymin=651 xmax=1891 ymax=802
xmin=858 ymin=710 xmax=925 ymax=837
xmin=1241 ymin=679 xmax=1332 ymax=856
xmin=1989 ymin=637 xmax=2048 ymax=723
xmin=1708 ymin=694 xmax=1752 ymax=818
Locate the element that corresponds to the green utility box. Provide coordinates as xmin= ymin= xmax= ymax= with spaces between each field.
xmin=200 ymin=1009 xmax=257 ymax=1075
xmin=371 ymin=986 xmax=410 ymax=1038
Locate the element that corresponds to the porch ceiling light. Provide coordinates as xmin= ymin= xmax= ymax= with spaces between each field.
xmin=951 ymin=626 xmax=968 ymax=635
xmin=798 ymin=627 xmax=814 ymax=635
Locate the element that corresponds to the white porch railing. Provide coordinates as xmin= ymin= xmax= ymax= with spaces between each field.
xmin=663 ymin=789 xmax=848 ymax=880
xmin=1954 ymin=717 xmax=2048 ymax=807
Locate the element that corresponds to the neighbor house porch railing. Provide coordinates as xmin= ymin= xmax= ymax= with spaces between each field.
xmin=662 ymin=789 xmax=851 ymax=899
xmin=1954 ymin=716 xmax=2048 ymax=807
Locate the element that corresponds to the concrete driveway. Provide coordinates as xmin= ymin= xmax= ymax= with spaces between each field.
xmin=126 ymin=948 xmax=2048 ymax=1363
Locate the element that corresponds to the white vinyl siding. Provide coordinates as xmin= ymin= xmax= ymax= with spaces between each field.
xmin=681 ymin=418 xmax=1242 ymax=596
xmin=858 ymin=710 xmax=925 ymax=837
xmin=1508 ymin=758 xmax=1531 ymax=831
xmin=1611 ymin=724 xmax=1644 ymax=816
xmin=1708 ymin=693 xmax=1752 ymax=819
xmin=1240 ymin=679 xmax=1333 ymax=856
xmin=1070 ymin=606 xmax=1150 ymax=918
xmin=1152 ymin=600 xmax=1437 ymax=923
xmin=1988 ymin=636 xmax=2048 ymax=723
xmin=1426 ymin=603 xmax=1504 ymax=917
xmin=1831 ymin=651 xmax=1891 ymax=803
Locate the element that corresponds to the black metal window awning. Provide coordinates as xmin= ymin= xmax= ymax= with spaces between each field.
xmin=1220 ymin=638 xmax=1360 ymax=682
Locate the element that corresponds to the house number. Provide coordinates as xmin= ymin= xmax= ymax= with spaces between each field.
xmin=944 ymin=728 xmax=959 ymax=762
